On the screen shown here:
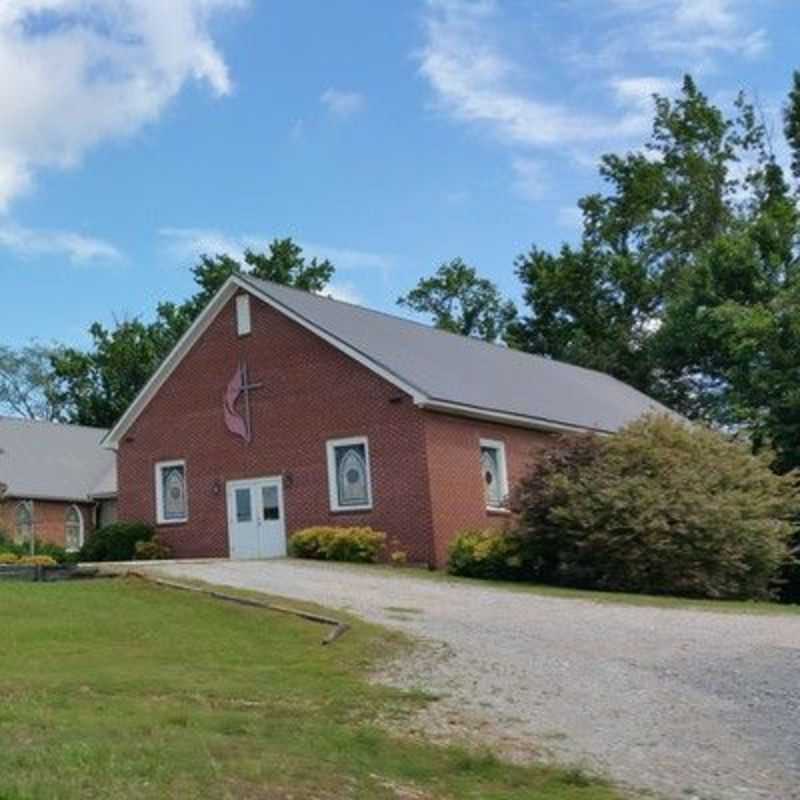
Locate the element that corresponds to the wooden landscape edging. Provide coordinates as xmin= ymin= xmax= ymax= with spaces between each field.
xmin=126 ymin=571 xmax=350 ymax=645
xmin=0 ymin=564 xmax=97 ymax=583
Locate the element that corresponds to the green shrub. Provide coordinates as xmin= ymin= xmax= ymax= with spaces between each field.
xmin=447 ymin=529 xmax=526 ymax=580
xmin=778 ymin=536 xmax=800 ymax=604
xmin=80 ymin=522 xmax=155 ymax=562
xmin=0 ymin=534 xmax=71 ymax=564
xmin=514 ymin=414 xmax=800 ymax=600
xmin=31 ymin=539 xmax=72 ymax=565
xmin=290 ymin=527 xmax=386 ymax=563
xmin=134 ymin=536 xmax=174 ymax=561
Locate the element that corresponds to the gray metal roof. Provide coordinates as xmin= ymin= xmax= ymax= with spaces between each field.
xmin=0 ymin=417 xmax=117 ymax=501
xmin=243 ymin=275 xmax=673 ymax=433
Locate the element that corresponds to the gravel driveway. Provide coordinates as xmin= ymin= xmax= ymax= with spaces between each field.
xmin=141 ymin=559 xmax=800 ymax=800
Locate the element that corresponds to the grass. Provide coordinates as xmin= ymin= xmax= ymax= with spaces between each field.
xmin=305 ymin=560 xmax=800 ymax=617
xmin=0 ymin=579 xmax=624 ymax=800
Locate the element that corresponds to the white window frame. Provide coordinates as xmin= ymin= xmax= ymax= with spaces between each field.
xmin=236 ymin=294 xmax=251 ymax=336
xmin=14 ymin=500 xmax=34 ymax=545
xmin=480 ymin=438 xmax=509 ymax=511
xmin=326 ymin=436 xmax=373 ymax=512
xmin=155 ymin=460 xmax=189 ymax=525
xmin=64 ymin=504 xmax=85 ymax=552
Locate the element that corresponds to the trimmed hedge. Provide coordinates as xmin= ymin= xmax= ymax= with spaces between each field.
xmin=290 ymin=527 xmax=386 ymax=563
xmin=80 ymin=522 xmax=155 ymax=562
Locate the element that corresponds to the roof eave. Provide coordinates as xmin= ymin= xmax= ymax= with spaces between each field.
xmin=419 ymin=398 xmax=613 ymax=435
xmin=2 ymin=491 xmax=100 ymax=504
xmin=89 ymin=491 xmax=118 ymax=500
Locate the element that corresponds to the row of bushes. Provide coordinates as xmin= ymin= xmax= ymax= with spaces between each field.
xmin=448 ymin=415 xmax=800 ymax=602
xmin=78 ymin=522 xmax=388 ymax=564
xmin=0 ymin=523 xmax=171 ymax=565
xmin=0 ymin=552 xmax=58 ymax=567
xmin=0 ymin=534 xmax=73 ymax=565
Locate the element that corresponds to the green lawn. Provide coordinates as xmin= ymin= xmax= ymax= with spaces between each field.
xmin=315 ymin=560 xmax=800 ymax=616
xmin=0 ymin=579 xmax=623 ymax=800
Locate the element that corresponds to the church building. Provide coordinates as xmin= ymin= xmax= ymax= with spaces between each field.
xmin=105 ymin=275 xmax=667 ymax=566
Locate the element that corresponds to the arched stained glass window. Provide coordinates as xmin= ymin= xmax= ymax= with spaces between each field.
xmin=14 ymin=501 xmax=33 ymax=545
xmin=327 ymin=438 xmax=373 ymax=510
xmin=65 ymin=505 xmax=84 ymax=552
xmin=338 ymin=447 xmax=368 ymax=507
xmin=163 ymin=467 xmax=187 ymax=520
xmin=480 ymin=441 xmax=508 ymax=509
xmin=156 ymin=461 xmax=188 ymax=523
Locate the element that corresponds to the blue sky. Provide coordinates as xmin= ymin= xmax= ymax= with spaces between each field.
xmin=1 ymin=0 xmax=796 ymax=348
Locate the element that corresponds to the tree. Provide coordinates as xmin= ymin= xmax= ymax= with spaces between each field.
xmin=52 ymin=238 xmax=335 ymax=428
xmin=398 ymin=258 xmax=516 ymax=341
xmin=51 ymin=320 xmax=169 ymax=428
xmin=0 ymin=343 xmax=67 ymax=421
xmin=785 ymin=70 xmax=800 ymax=182
xmin=507 ymin=74 xmax=800 ymax=469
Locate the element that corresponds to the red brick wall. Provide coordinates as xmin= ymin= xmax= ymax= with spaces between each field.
xmin=117 ymin=293 xmax=437 ymax=562
xmin=0 ymin=498 xmax=95 ymax=549
xmin=423 ymin=412 xmax=554 ymax=565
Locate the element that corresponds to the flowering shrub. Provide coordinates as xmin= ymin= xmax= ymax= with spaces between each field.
xmin=290 ymin=527 xmax=386 ymax=563
xmin=447 ymin=529 xmax=525 ymax=580
xmin=18 ymin=555 xmax=57 ymax=567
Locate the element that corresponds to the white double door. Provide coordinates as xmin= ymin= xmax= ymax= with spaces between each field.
xmin=226 ymin=477 xmax=286 ymax=560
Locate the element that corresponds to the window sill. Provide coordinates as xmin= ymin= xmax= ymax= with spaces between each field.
xmin=156 ymin=518 xmax=189 ymax=526
xmin=486 ymin=507 xmax=512 ymax=516
xmin=330 ymin=506 xmax=373 ymax=514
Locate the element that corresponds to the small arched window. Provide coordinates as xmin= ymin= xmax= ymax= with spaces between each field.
xmin=14 ymin=501 xmax=33 ymax=545
xmin=65 ymin=505 xmax=84 ymax=552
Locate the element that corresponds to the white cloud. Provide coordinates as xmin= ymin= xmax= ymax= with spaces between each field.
xmin=159 ymin=227 xmax=393 ymax=273
xmin=0 ymin=0 xmax=245 ymax=211
xmin=160 ymin=226 xmax=256 ymax=263
xmin=511 ymin=157 xmax=547 ymax=202
xmin=418 ymin=0 xmax=769 ymax=206
xmin=0 ymin=222 xmax=122 ymax=263
xmin=419 ymin=0 xmax=644 ymax=148
xmin=611 ymin=76 xmax=678 ymax=111
xmin=601 ymin=0 xmax=768 ymax=70
xmin=320 ymin=88 xmax=365 ymax=118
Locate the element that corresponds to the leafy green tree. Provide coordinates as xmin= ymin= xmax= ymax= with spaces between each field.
xmin=507 ymin=74 xmax=800 ymax=469
xmin=398 ymin=258 xmax=516 ymax=341
xmin=785 ymin=70 xmax=800 ymax=182
xmin=52 ymin=238 xmax=335 ymax=428
xmin=0 ymin=342 xmax=67 ymax=421
xmin=51 ymin=320 xmax=168 ymax=428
